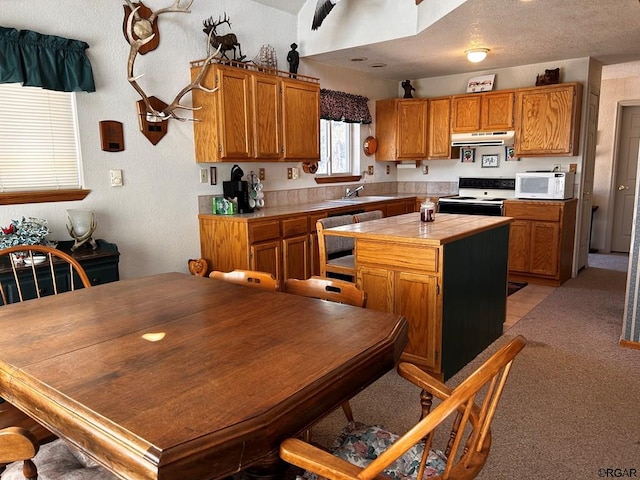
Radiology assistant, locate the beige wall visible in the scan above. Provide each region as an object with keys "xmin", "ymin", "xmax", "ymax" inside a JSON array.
[{"xmin": 592, "ymin": 61, "xmax": 640, "ymax": 251}]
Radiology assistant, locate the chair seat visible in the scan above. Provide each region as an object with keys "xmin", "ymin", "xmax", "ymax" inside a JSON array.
[
  {"xmin": 327, "ymin": 254, "xmax": 355, "ymax": 269},
  {"xmin": 300, "ymin": 422, "xmax": 447, "ymax": 480},
  {"xmin": 1, "ymin": 438, "xmax": 117, "ymax": 480}
]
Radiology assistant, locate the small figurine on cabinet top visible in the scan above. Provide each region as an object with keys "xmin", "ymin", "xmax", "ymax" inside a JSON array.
[
  {"xmin": 287, "ymin": 43, "xmax": 299, "ymax": 76},
  {"xmin": 401, "ymin": 79, "xmax": 415, "ymax": 98}
]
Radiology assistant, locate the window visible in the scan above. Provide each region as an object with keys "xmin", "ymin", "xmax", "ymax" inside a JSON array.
[
  {"xmin": 317, "ymin": 119, "xmax": 359, "ymax": 177},
  {"xmin": 0, "ymin": 83, "xmax": 83, "ymax": 194}
]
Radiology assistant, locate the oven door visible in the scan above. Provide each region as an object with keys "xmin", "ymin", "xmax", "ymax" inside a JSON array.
[{"xmin": 438, "ymin": 201, "xmax": 503, "ymax": 216}]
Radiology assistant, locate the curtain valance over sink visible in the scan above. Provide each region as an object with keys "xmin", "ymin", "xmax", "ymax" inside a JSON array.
[
  {"xmin": 320, "ymin": 89, "xmax": 372, "ymax": 124},
  {"xmin": 0, "ymin": 26, "xmax": 95, "ymax": 92}
]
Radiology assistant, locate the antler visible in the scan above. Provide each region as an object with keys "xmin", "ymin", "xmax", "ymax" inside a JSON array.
[
  {"xmin": 148, "ymin": 0, "xmax": 194, "ymax": 23},
  {"xmin": 125, "ymin": 4, "xmax": 220, "ymax": 122}
]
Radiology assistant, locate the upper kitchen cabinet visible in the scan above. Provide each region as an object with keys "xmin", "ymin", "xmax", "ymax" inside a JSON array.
[
  {"xmin": 514, "ymin": 82, "xmax": 583, "ymax": 157},
  {"xmin": 451, "ymin": 90, "xmax": 515, "ymax": 133},
  {"xmin": 191, "ymin": 61, "xmax": 320, "ymax": 162},
  {"xmin": 428, "ymin": 96, "xmax": 453, "ymax": 159},
  {"xmin": 281, "ymin": 78, "xmax": 320, "ymax": 161},
  {"xmin": 376, "ymin": 98, "xmax": 429, "ymax": 161}
]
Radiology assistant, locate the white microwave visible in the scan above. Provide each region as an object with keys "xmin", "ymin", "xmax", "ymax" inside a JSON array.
[{"xmin": 515, "ymin": 171, "xmax": 575, "ymax": 199}]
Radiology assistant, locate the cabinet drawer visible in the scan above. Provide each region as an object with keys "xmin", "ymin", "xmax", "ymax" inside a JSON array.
[
  {"xmin": 504, "ymin": 202, "xmax": 562, "ymax": 222},
  {"xmin": 249, "ymin": 221, "xmax": 280, "ymax": 243},
  {"xmin": 281, "ymin": 216, "xmax": 309, "ymax": 237},
  {"xmin": 357, "ymin": 240, "xmax": 439, "ymax": 273}
]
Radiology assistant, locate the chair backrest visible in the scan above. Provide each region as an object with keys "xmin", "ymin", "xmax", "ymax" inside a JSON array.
[
  {"xmin": 0, "ymin": 427, "xmax": 39, "ymax": 478},
  {"xmin": 188, "ymin": 258, "xmax": 209, "ymax": 277},
  {"xmin": 280, "ymin": 335, "xmax": 527, "ymax": 480},
  {"xmin": 0, "ymin": 245, "xmax": 91, "ymax": 305},
  {"xmin": 209, "ymin": 269, "xmax": 279, "ymax": 291},
  {"xmin": 284, "ymin": 276, "xmax": 367, "ymax": 308},
  {"xmin": 353, "ymin": 210, "xmax": 384, "ymax": 223},
  {"xmin": 316, "ymin": 215, "xmax": 355, "ymax": 256}
]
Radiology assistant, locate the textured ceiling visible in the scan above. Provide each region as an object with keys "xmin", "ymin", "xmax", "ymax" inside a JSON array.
[{"xmin": 251, "ymin": 0, "xmax": 640, "ymax": 81}]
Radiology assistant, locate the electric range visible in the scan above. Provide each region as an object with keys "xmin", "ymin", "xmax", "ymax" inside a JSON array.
[{"xmin": 438, "ymin": 177, "xmax": 516, "ymax": 216}]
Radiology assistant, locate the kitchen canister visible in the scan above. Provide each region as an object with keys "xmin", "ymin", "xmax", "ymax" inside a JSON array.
[{"xmin": 420, "ymin": 200, "xmax": 435, "ymax": 222}]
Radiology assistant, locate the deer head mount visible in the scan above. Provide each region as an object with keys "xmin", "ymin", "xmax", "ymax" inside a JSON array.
[
  {"xmin": 202, "ymin": 13, "xmax": 246, "ymax": 62},
  {"xmin": 123, "ymin": 0, "xmax": 221, "ymax": 144}
]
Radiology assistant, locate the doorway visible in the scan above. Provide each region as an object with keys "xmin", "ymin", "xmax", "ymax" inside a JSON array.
[{"xmin": 611, "ymin": 105, "xmax": 640, "ymax": 253}]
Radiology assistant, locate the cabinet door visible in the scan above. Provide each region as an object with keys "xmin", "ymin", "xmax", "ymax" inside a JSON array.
[
  {"xmin": 250, "ymin": 240, "xmax": 280, "ymax": 280},
  {"xmin": 515, "ymin": 83, "xmax": 582, "ymax": 156},
  {"xmin": 358, "ymin": 266, "xmax": 394, "ymax": 314},
  {"xmin": 428, "ymin": 96, "xmax": 452, "ymax": 159},
  {"xmin": 252, "ymin": 73, "xmax": 281, "ymax": 160},
  {"xmin": 282, "ymin": 234, "xmax": 308, "ymax": 281},
  {"xmin": 451, "ymin": 95, "xmax": 482, "ymax": 133},
  {"xmin": 281, "ymin": 79, "xmax": 320, "ymax": 161},
  {"xmin": 217, "ymin": 67, "xmax": 254, "ymax": 159},
  {"xmin": 395, "ymin": 271, "xmax": 439, "ymax": 371},
  {"xmin": 530, "ymin": 221, "xmax": 560, "ymax": 276},
  {"xmin": 397, "ymin": 100, "xmax": 429, "ymax": 159},
  {"xmin": 385, "ymin": 201, "xmax": 407, "ymax": 217},
  {"xmin": 481, "ymin": 90, "xmax": 514, "ymax": 130},
  {"xmin": 507, "ymin": 220, "xmax": 532, "ymax": 273}
]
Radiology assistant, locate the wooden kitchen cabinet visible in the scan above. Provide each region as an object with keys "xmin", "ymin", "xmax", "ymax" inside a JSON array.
[
  {"xmin": 428, "ymin": 96, "xmax": 454, "ymax": 159},
  {"xmin": 504, "ymin": 199, "xmax": 578, "ymax": 285},
  {"xmin": 191, "ymin": 61, "xmax": 320, "ymax": 162},
  {"xmin": 376, "ymin": 98, "xmax": 429, "ymax": 161},
  {"xmin": 514, "ymin": 82, "xmax": 583, "ymax": 156},
  {"xmin": 199, "ymin": 197, "xmax": 417, "ymax": 284},
  {"xmin": 451, "ymin": 90, "xmax": 515, "ymax": 133}
]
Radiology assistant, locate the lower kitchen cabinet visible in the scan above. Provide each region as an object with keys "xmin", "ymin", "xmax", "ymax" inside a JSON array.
[
  {"xmin": 504, "ymin": 199, "xmax": 577, "ymax": 286},
  {"xmin": 0, "ymin": 239, "xmax": 120, "ymax": 305},
  {"xmin": 199, "ymin": 197, "xmax": 417, "ymax": 284}
]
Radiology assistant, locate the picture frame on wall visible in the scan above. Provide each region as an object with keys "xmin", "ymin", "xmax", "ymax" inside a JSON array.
[
  {"xmin": 466, "ymin": 74, "xmax": 495, "ymax": 93},
  {"xmin": 481, "ymin": 154, "xmax": 499, "ymax": 168},
  {"xmin": 460, "ymin": 147, "xmax": 476, "ymax": 163},
  {"xmin": 505, "ymin": 146, "xmax": 519, "ymax": 161}
]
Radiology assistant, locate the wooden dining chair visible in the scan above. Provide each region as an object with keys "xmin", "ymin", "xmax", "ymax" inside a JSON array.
[
  {"xmin": 0, "ymin": 245, "xmax": 91, "ymax": 305},
  {"xmin": 284, "ymin": 276, "xmax": 367, "ymax": 425},
  {"xmin": 280, "ymin": 335, "xmax": 527, "ymax": 480},
  {"xmin": 188, "ymin": 257, "xmax": 209, "ymax": 277},
  {"xmin": 0, "ymin": 428, "xmax": 116, "ymax": 480},
  {"xmin": 209, "ymin": 269, "xmax": 279, "ymax": 291},
  {"xmin": 316, "ymin": 215, "xmax": 356, "ymax": 280}
]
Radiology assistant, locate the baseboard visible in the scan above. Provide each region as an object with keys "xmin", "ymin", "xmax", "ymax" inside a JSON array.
[{"xmin": 619, "ymin": 339, "xmax": 640, "ymax": 350}]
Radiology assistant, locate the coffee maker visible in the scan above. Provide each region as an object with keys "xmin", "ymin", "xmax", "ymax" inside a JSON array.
[{"xmin": 223, "ymin": 165, "xmax": 253, "ymax": 213}]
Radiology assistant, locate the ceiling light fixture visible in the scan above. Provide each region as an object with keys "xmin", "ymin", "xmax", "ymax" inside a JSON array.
[{"xmin": 465, "ymin": 48, "xmax": 489, "ymax": 63}]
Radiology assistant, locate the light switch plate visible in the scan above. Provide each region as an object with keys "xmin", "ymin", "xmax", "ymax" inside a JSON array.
[{"xmin": 110, "ymin": 169, "xmax": 123, "ymax": 187}]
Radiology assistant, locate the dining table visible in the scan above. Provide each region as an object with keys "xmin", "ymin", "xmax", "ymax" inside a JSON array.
[{"xmin": 0, "ymin": 272, "xmax": 407, "ymax": 480}]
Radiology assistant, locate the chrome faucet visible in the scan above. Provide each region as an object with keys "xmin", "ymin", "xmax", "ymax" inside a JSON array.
[{"xmin": 344, "ymin": 185, "xmax": 364, "ymax": 198}]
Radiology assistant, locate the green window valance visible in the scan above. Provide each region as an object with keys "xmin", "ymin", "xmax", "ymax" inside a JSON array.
[
  {"xmin": 0, "ymin": 26, "xmax": 95, "ymax": 93},
  {"xmin": 320, "ymin": 89, "xmax": 372, "ymax": 124}
]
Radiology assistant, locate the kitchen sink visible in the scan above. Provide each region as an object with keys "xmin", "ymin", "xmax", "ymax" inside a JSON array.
[{"xmin": 327, "ymin": 195, "xmax": 396, "ymax": 204}]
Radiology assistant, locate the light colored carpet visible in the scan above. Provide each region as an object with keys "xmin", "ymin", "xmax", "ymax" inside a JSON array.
[{"xmin": 294, "ymin": 253, "xmax": 639, "ymax": 479}]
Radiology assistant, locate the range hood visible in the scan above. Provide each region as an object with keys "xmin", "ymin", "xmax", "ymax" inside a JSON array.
[{"xmin": 451, "ymin": 131, "xmax": 515, "ymax": 147}]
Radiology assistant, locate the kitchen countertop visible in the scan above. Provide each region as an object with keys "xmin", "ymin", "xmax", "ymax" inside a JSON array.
[
  {"xmin": 324, "ymin": 212, "xmax": 513, "ymax": 246},
  {"xmin": 198, "ymin": 194, "xmax": 418, "ymax": 221}
]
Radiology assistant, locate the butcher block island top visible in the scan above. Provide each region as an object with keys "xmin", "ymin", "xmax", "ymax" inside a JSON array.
[
  {"xmin": 325, "ymin": 212, "xmax": 512, "ymax": 246},
  {"xmin": 324, "ymin": 212, "xmax": 513, "ymax": 380}
]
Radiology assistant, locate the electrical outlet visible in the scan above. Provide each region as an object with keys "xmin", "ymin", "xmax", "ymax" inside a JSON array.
[
  {"xmin": 259, "ymin": 168, "xmax": 265, "ymax": 181},
  {"xmin": 422, "ymin": 165, "xmax": 429, "ymax": 175},
  {"xmin": 291, "ymin": 167, "xmax": 299, "ymax": 179},
  {"xmin": 367, "ymin": 165, "xmax": 374, "ymax": 175},
  {"xmin": 569, "ymin": 163, "xmax": 577, "ymax": 173},
  {"xmin": 199, "ymin": 168, "xmax": 208, "ymax": 184},
  {"xmin": 287, "ymin": 168, "xmax": 293, "ymax": 179},
  {"xmin": 109, "ymin": 169, "xmax": 123, "ymax": 187},
  {"xmin": 553, "ymin": 164, "xmax": 561, "ymax": 172}
]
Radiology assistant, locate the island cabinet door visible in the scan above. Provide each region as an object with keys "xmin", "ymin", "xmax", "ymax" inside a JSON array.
[
  {"xmin": 358, "ymin": 266, "xmax": 394, "ymax": 313},
  {"xmin": 394, "ymin": 272, "xmax": 440, "ymax": 372}
]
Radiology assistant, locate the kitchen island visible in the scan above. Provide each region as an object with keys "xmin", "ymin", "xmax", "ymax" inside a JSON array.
[{"xmin": 325, "ymin": 212, "xmax": 513, "ymax": 380}]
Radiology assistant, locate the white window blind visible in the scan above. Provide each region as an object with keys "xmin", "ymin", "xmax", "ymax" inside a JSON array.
[{"xmin": 0, "ymin": 83, "xmax": 82, "ymax": 192}]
